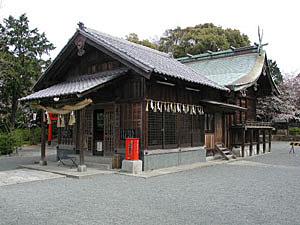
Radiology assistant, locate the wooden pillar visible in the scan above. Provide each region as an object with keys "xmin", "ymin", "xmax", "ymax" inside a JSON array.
[
  {"xmin": 229, "ymin": 128, "xmax": 233, "ymax": 150},
  {"xmin": 256, "ymin": 129, "xmax": 260, "ymax": 155},
  {"xmin": 249, "ymin": 129, "xmax": 253, "ymax": 156},
  {"xmin": 40, "ymin": 111, "xmax": 47, "ymax": 165},
  {"xmin": 77, "ymin": 109, "xmax": 87, "ymax": 172},
  {"xmin": 79, "ymin": 109, "xmax": 85, "ymax": 165},
  {"xmin": 241, "ymin": 129, "xmax": 245, "ymax": 157},
  {"xmin": 268, "ymin": 129, "xmax": 272, "ymax": 152},
  {"xmin": 263, "ymin": 130, "xmax": 266, "ymax": 153}
]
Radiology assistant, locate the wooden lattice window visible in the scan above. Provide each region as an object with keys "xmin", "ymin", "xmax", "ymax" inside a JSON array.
[
  {"xmin": 164, "ymin": 112, "xmax": 177, "ymax": 148},
  {"xmin": 148, "ymin": 111, "xmax": 177, "ymax": 149},
  {"xmin": 179, "ymin": 114, "xmax": 192, "ymax": 147},
  {"xmin": 148, "ymin": 111, "xmax": 163, "ymax": 148},
  {"xmin": 148, "ymin": 111, "xmax": 204, "ymax": 149},
  {"xmin": 119, "ymin": 103, "xmax": 142, "ymax": 149},
  {"xmin": 192, "ymin": 115, "xmax": 205, "ymax": 146}
]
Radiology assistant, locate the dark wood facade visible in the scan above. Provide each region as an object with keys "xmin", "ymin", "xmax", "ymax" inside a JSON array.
[
  {"xmin": 41, "ymin": 42, "xmax": 274, "ymax": 161},
  {"xmin": 40, "ymin": 41, "xmax": 232, "ymax": 160},
  {"xmin": 25, "ymin": 28, "xmax": 277, "ymax": 170}
]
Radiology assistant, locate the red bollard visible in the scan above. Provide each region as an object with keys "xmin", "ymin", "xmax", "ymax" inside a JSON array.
[{"xmin": 125, "ymin": 138, "xmax": 139, "ymax": 160}]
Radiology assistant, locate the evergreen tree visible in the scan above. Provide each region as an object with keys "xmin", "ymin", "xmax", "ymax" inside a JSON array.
[{"xmin": 0, "ymin": 14, "xmax": 54, "ymax": 129}]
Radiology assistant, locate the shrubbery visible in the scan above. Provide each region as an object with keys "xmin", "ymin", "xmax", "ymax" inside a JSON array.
[
  {"xmin": 0, "ymin": 132, "xmax": 15, "ymax": 155},
  {"xmin": 0, "ymin": 128, "xmax": 41, "ymax": 155},
  {"xmin": 289, "ymin": 127, "xmax": 300, "ymax": 136}
]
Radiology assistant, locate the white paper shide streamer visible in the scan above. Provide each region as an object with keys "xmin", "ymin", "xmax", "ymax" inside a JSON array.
[{"xmin": 145, "ymin": 99, "xmax": 204, "ymax": 115}]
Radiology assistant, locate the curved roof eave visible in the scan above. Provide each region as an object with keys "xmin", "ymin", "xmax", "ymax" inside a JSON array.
[
  {"xmin": 228, "ymin": 52, "xmax": 280, "ymax": 95},
  {"xmin": 230, "ymin": 52, "xmax": 265, "ymax": 87}
]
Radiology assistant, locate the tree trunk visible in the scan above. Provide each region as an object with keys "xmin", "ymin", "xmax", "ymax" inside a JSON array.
[{"xmin": 10, "ymin": 85, "xmax": 18, "ymax": 129}]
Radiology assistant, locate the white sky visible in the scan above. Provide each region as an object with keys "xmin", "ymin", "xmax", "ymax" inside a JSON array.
[{"xmin": 1, "ymin": 0, "xmax": 299, "ymax": 75}]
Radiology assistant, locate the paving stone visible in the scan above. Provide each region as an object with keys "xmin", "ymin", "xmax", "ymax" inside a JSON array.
[{"xmin": 0, "ymin": 169, "xmax": 64, "ymax": 187}]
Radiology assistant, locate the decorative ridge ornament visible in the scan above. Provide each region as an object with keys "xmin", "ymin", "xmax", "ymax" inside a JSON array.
[
  {"xmin": 255, "ymin": 26, "xmax": 268, "ymax": 55},
  {"xmin": 77, "ymin": 22, "xmax": 86, "ymax": 30},
  {"xmin": 74, "ymin": 34, "xmax": 86, "ymax": 56}
]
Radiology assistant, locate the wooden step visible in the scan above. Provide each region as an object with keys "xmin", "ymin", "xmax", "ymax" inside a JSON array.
[
  {"xmin": 223, "ymin": 150, "xmax": 230, "ymax": 154},
  {"xmin": 215, "ymin": 143, "xmax": 236, "ymax": 160}
]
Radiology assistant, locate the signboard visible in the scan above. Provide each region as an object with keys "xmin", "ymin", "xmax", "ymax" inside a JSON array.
[{"xmin": 97, "ymin": 141, "xmax": 103, "ymax": 152}]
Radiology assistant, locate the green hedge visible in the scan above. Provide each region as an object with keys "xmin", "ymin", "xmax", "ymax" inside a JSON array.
[
  {"xmin": 289, "ymin": 127, "xmax": 300, "ymax": 136},
  {"xmin": 11, "ymin": 128, "xmax": 41, "ymax": 146},
  {"xmin": 0, "ymin": 132, "xmax": 15, "ymax": 155},
  {"xmin": 0, "ymin": 128, "xmax": 41, "ymax": 155}
]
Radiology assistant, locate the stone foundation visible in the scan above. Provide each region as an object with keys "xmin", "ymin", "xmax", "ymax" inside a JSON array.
[{"xmin": 142, "ymin": 147, "xmax": 206, "ymax": 171}]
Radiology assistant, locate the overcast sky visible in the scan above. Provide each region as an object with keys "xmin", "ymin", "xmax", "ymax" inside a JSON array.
[{"xmin": 1, "ymin": 0, "xmax": 299, "ymax": 75}]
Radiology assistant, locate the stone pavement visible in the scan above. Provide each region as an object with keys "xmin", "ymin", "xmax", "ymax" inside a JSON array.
[
  {"xmin": 0, "ymin": 169, "xmax": 64, "ymax": 187},
  {"xmin": 21, "ymin": 162, "xmax": 114, "ymax": 179},
  {"xmin": 0, "ymin": 144, "xmax": 57, "ymax": 171}
]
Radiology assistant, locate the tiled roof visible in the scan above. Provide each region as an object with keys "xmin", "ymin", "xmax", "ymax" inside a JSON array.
[
  {"xmin": 177, "ymin": 47, "xmax": 266, "ymax": 90},
  {"xmin": 20, "ymin": 68, "xmax": 128, "ymax": 101},
  {"xmin": 80, "ymin": 27, "xmax": 227, "ymax": 91}
]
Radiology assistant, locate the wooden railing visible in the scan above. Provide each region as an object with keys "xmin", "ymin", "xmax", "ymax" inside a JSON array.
[
  {"xmin": 233, "ymin": 121, "xmax": 272, "ymax": 128},
  {"xmin": 245, "ymin": 121, "xmax": 272, "ymax": 127}
]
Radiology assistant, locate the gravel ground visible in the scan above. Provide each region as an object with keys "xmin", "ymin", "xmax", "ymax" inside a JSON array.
[
  {"xmin": 0, "ymin": 142, "xmax": 299, "ymax": 225},
  {"xmin": 0, "ymin": 145, "xmax": 56, "ymax": 171}
]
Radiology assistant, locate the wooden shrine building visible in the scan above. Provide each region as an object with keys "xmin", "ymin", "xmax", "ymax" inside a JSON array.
[
  {"xmin": 178, "ymin": 46, "xmax": 279, "ymax": 157},
  {"xmin": 21, "ymin": 24, "xmax": 278, "ymax": 171}
]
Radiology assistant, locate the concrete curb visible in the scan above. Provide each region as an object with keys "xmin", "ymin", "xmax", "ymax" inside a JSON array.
[
  {"xmin": 118, "ymin": 151, "xmax": 273, "ymax": 179},
  {"xmin": 19, "ymin": 164, "xmax": 114, "ymax": 179}
]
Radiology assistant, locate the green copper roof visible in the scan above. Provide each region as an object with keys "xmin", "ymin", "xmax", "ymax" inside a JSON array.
[{"xmin": 179, "ymin": 50, "xmax": 264, "ymax": 87}]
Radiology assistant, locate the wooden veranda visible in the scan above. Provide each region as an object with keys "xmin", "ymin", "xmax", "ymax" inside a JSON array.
[{"xmin": 230, "ymin": 121, "xmax": 273, "ymax": 157}]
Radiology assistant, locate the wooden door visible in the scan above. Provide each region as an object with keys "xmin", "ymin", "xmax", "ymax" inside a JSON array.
[
  {"xmin": 93, "ymin": 109, "xmax": 104, "ymax": 155},
  {"xmin": 104, "ymin": 108, "xmax": 114, "ymax": 156},
  {"xmin": 214, "ymin": 113, "xmax": 223, "ymax": 144}
]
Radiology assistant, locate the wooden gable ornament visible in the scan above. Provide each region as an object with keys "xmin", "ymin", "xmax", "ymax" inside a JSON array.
[{"xmin": 74, "ymin": 34, "xmax": 86, "ymax": 56}]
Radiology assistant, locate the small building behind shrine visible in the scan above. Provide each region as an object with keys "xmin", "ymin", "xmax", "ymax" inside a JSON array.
[
  {"xmin": 178, "ymin": 45, "xmax": 279, "ymax": 157},
  {"xmin": 20, "ymin": 24, "xmax": 278, "ymax": 171}
]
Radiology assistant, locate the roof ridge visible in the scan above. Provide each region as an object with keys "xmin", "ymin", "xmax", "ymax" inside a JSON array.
[
  {"xmin": 177, "ymin": 45, "xmax": 260, "ymax": 63},
  {"xmin": 84, "ymin": 28, "xmax": 170, "ymax": 58},
  {"xmin": 81, "ymin": 28, "xmax": 155, "ymax": 71},
  {"xmin": 81, "ymin": 27, "xmax": 228, "ymax": 91}
]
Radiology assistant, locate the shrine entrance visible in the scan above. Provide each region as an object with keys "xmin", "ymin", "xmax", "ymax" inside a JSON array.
[{"xmin": 93, "ymin": 106, "xmax": 115, "ymax": 156}]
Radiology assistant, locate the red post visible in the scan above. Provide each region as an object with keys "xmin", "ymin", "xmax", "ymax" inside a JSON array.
[
  {"xmin": 47, "ymin": 113, "xmax": 57, "ymax": 145},
  {"xmin": 48, "ymin": 122, "xmax": 52, "ymax": 144},
  {"xmin": 125, "ymin": 138, "xmax": 139, "ymax": 160}
]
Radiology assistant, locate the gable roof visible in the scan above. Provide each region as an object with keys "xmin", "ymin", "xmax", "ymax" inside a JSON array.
[
  {"xmin": 177, "ymin": 46, "xmax": 279, "ymax": 93},
  {"xmin": 82, "ymin": 27, "xmax": 228, "ymax": 91},
  {"xmin": 20, "ymin": 68, "xmax": 128, "ymax": 101},
  {"xmin": 33, "ymin": 26, "xmax": 228, "ymax": 92}
]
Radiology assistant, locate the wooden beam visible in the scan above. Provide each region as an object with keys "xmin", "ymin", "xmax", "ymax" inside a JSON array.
[
  {"xmin": 249, "ymin": 129, "xmax": 253, "ymax": 156},
  {"xmin": 241, "ymin": 130, "xmax": 245, "ymax": 157},
  {"xmin": 79, "ymin": 109, "xmax": 85, "ymax": 165},
  {"xmin": 256, "ymin": 129, "xmax": 260, "ymax": 155},
  {"xmin": 263, "ymin": 130, "xmax": 266, "ymax": 153},
  {"xmin": 269, "ymin": 129, "xmax": 272, "ymax": 152},
  {"xmin": 40, "ymin": 110, "xmax": 47, "ymax": 165}
]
